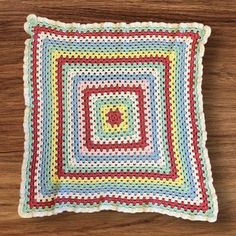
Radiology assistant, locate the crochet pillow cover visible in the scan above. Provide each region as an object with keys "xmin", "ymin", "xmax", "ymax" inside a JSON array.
[{"xmin": 19, "ymin": 15, "xmax": 218, "ymax": 221}]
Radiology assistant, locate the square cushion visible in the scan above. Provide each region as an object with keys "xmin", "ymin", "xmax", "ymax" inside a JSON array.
[{"xmin": 19, "ymin": 15, "xmax": 218, "ymax": 221}]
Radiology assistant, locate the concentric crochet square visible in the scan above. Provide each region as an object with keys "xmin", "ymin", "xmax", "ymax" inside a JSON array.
[{"xmin": 19, "ymin": 15, "xmax": 218, "ymax": 221}]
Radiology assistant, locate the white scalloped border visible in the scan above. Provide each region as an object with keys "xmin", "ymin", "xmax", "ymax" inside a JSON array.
[{"xmin": 19, "ymin": 14, "xmax": 218, "ymax": 222}]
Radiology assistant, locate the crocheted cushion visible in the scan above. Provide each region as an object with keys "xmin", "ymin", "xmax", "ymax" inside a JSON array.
[{"xmin": 19, "ymin": 15, "xmax": 218, "ymax": 221}]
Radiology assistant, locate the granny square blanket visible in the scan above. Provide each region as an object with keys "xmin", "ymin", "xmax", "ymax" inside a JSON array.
[{"xmin": 19, "ymin": 15, "xmax": 218, "ymax": 221}]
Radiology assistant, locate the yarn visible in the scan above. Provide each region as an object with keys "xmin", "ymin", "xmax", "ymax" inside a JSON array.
[{"xmin": 19, "ymin": 15, "xmax": 218, "ymax": 222}]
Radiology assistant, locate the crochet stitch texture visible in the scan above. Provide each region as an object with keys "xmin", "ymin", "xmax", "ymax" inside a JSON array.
[{"xmin": 19, "ymin": 14, "xmax": 218, "ymax": 221}]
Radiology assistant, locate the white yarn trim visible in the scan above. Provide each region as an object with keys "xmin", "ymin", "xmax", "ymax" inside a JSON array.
[
  {"xmin": 194, "ymin": 25, "xmax": 218, "ymax": 222},
  {"xmin": 24, "ymin": 14, "xmax": 208, "ymax": 33},
  {"xmin": 19, "ymin": 38, "xmax": 31, "ymax": 218},
  {"xmin": 19, "ymin": 14, "xmax": 218, "ymax": 222}
]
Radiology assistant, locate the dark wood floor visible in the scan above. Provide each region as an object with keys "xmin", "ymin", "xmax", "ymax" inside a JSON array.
[{"xmin": 0, "ymin": 0, "xmax": 236, "ymax": 235}]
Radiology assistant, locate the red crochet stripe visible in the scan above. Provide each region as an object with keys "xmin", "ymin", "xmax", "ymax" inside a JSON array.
[
  {"xmin": 34, "ymin": 25, "xmax": 199, "ymax": 39},
  {"xmin": 29, "ymin": 26, "xmax": 209, "ymax": 211},
  {"xmin": 82, "ymin": 86, "xmax": 148, "ymax": 150},
  {"xmin": 32, "ymin": 195, "xmax": 208, "ymax": 212},
  {"xmin": 55, "ymin": 56, "xmax": 177, "ymax": 179}
]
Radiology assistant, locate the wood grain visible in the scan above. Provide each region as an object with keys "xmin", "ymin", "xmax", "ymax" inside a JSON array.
[{"xmin": 0, "ymin": 0, "xmax": 236, "ymax": 235}]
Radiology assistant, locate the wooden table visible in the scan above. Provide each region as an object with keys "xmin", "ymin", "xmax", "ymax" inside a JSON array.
[{"xmin": 0, "ymin": 1, "xmax": 236, "ymax": 235}]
